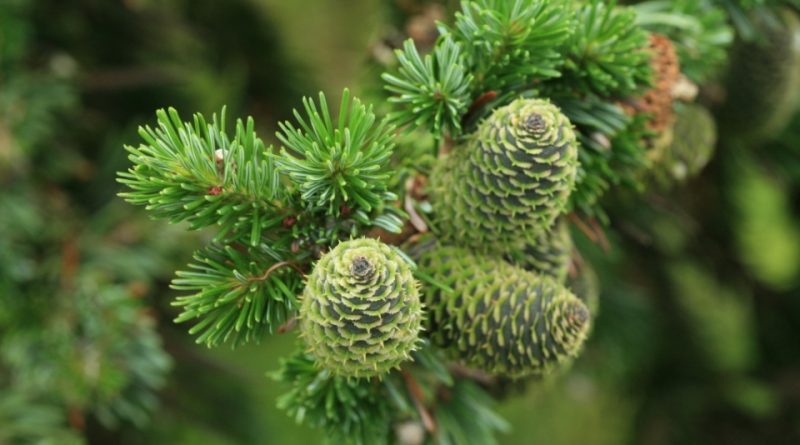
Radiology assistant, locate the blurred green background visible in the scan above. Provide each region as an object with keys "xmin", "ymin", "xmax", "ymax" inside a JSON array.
[{"xmin": 2, "ymin": 0, "xmax": 800, "ymax": 444}]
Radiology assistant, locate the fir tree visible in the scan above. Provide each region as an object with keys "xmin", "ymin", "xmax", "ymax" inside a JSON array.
[
  {"xmin": 5, "ymin": 0, "xmax": 800, "ymax": 442},
  {"xmin": 115, "ymin": 0, "xmax": 743, "ymax": 442}
]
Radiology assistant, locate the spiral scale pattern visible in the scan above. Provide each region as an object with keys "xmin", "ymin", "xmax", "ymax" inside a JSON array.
[
  {"xmin": 430, "ymin": 98, "xmax": 578, "ymax": 251},
  {"xmin": 414, "ymin": 242, "xmax": 591, "ymax": 378},
  {"xmin": 300, "ymin": 238, "xmax": 423, "ymax": 378}
]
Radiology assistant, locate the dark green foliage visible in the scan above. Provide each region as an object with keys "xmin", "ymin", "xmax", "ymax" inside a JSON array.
[
  {"xmin": 277, "ymin": 90, "xmax": 397, "ymax": 214},
  {"xmin": 171, "ymin": 244, "xmax": 303, "ymax": 348},
  {"xmin": 432, "ymin": 379, "xmax": 510, "ymax": 445},
  {"xmin": 0, "ymin": 0, "xmax": 75, "ymax": 171},
  {"xmin": 429, "ymin": 98, "xmax": 578, "ymax": 250},
  {"xmin": 120, "ymin": 90, "xmax": 408, "ymax": 349},
  {"xmin": 93, "ymin": 0, "xmax": 800, "ymax": 443},
  {"xmin": 300, "ymin": 238, "xmax": 423, "ymax": 378},
  {"xmin": 414, "ymin": 242, "xmax": 591, "ymax": 378},
  {"xmin": 552, "ymin": 96, "xmax": 650, "ymax": 216},
  {"xmin": 634, "ymin": 0, "xmax": 734, "ymax": 83},
  {"xmin": 274, "ymin": 352, "xmax": 392, "ymax": 445},
  {"xmin": 445, "ymin": 0, "xmax": 572, "ymax": 91},
  {"xmin": 559, "ymin": 0, "xmax": 652, "ymax": 97},
  {"xmin": 2, "ymin": 284, "xmax": 171, "ymax": 428},
  {"xmin": 716, "ymin": 7, "xmax": 800, "ymax": 145},
  {"xmin": 382, "ymin": 37, "xmax": 473, "ymax": 138},
  {"xmin": 0, "ymin": 392, "xmax": 84, "ymax": 445},
  {"xmin": 119, "ymin": 108, "xmax": 285, "ymax": 244}
]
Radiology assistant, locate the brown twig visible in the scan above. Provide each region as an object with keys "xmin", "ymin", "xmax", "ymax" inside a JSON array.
[
  {"xmin": 59, "ymin": 239, "xmax": 80, "ymax": 290},
  {"xmin": 568, "ymin": 213, "xmax": 598, "ymax": 243},
  {"xmin": 568, "ymin": 213, "xmax": 610, "ymax": 253},
  {"xmin": 588, "ymin": 218, "xmax": 611, "ymax": 253},
  {"xmin": 248, "ymin": 261, "xmax": 305, "ymax": 283},
  {"xmin": 462, "ymin": 90, "xmax": 498, "ymax": 127},
  {"xmin": 402, "ymin": 370, "xmax": 437, "ymax": 434},
  {"xmin": 277, "ymin": 317, "xmax": 298, "ymax": 334},
  {"xmin": 448, "ymin": 363, "xmax": 497, "ymax": 386}
]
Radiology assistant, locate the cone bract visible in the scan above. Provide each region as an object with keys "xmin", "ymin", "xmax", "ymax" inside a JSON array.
[
  {"xmin": 300, "ymin": 238, "xmax": 423, "ymax": 378},
  {"xmin": 429, "ymin": 98, "xmax": 579, "ymax": 251},
  {"xmin": 414, "ymin": 242, "xmax": 591, "ymax": 378}
]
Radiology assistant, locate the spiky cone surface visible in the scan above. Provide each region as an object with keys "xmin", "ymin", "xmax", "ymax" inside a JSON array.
[
  {"xmin": 300, "ymin": 238, "xmax": 423, "ymax": 378},
  {"xmin": 505, "ymin": 219, "xmax": 573, "ymax": 283},
  {"xmin": 717, "ymin": 8, "xmax": 800, "ymax": 145},
  {"xmin": 621, "ymin": 34, "xmax": 680, "ymax": 144},
  {"xmin": 413, "ymin": 241, "xmax": 591, "ymax": 378},
  {"xmin": 428, "ymin": 98, "xmax": 578, "ymax": 252},
  {"xmin": 665, "ymin": 104, "xmax": 717, "ymax": 181}
]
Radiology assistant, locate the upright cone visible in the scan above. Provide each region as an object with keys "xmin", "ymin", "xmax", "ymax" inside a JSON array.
[
  {"xmin": 300, "ymin": 238, "xmax": 423, "ymax": 378},
  {"xmin": 429, "ymin": 98, "xmax": 579, "ymax": 252}
]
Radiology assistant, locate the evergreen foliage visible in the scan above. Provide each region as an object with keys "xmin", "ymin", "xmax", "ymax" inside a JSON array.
[
  {"xmin": 633, "ymin": 0, "xmax": 734, "ymax": 83},
  {"xmin": 274, "ymin": 352, "xmax": 392, "ymax": 445},
  {"xmin": 171, "ymin": 244, "xmax": 303, "ymax": 347},
  {"xmin": 559, "ymin": 0, "xmax": 652, "ymax": 97},
  {"xmin": 119, "ymin": 108, "xmax": 283, "ymax": 243},
  {"xmin": 382, "ymin": 37, "xmax": 473, "ymax": 138},
  {"xmin": 276, "ymin": 90, "xmax": 397, "ymax": 214},
  {"xmin": 109, "ymin": 0, "xmax": 754, "ymax": 441}
]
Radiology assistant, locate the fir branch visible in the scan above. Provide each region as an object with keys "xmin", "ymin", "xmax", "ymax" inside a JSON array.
[
  {"xmin": 634, "ymin": 0, "xmax": 734, "ymax": 83},
  {"xmin": 118, "ymin": 108, "xmax": 286, "ymax": 244},
  {"xmin": 432, "ymin": 380, "xmax": 510, "ymax": 445},
  {"xmin": 1, "ymin": 284, "xmax": 171, "ymax": 429},
  {"xmin": 445, "ymin": 0, "xmax": 572, "ymax": 91},
  {"xmin": 559, "ymin": 0, "xmax": 652, "ymax": 97},
  {"xmin": 382, "ymin": 37, "xmax": 474, "ymax": 138},
  {"xmin": 273, "ymin": 352, "xmax": 392, "ymax": 445},
  {"xmin": 0, "ymin": 392, "xmax": 84, "ymax": 445},
  {"xmin": 171, "ymin": 244, "xmax": 303, "ymax": 348},
  {"xmin": 553, "ymin": 95, "xmax": 649, "ymax": 217},
  {"xmin": 276, "ymin": 89, "xmax": 396, "ymax": 214}
]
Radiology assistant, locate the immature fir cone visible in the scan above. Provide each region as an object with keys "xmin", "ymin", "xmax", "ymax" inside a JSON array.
[
  {"xmin": 666, "ymin": 104, "xmax": 717, "ymax": 180},
  {"xmin": 414, "ymin": 242, "xmax": 591, "ymax": 378},
  {"xmin": 505, "ymin": 219, "xmax": 573, "ymax": 283},
  {"xmin": 429, "ymin": 98, "xmax": 578, "ymax": 251},
  {"xmin": 621, "ymin": 34, "xmax": 680, "ymax": 134},
  {"xmin": 300, "ymin": 238, "xmax": 423, "ymax": 378}
]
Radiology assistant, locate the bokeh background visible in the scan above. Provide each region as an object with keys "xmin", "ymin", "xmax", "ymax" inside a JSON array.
[{"xmin": 2, "ymin": 0, "xmax": 799, "ymax": 444}]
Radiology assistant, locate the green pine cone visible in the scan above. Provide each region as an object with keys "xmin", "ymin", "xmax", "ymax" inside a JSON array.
[
  {"xmin": 414, "ymin": 242, "xmax": 591, "ymax": 378},
  {"xmin": 505, "ymin": 219, "xmax": 573, "ymax": 283},
  {"xmin": 429, "ymin": 98, "xmax": 579, "ymax": 251},
  {"xmin": 300, "ymin": 238, "xmax": 423, "ymax": 378},
  {"xmin": 666, "ymin": 104, "xmax": 717, "ymax": 181}
]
